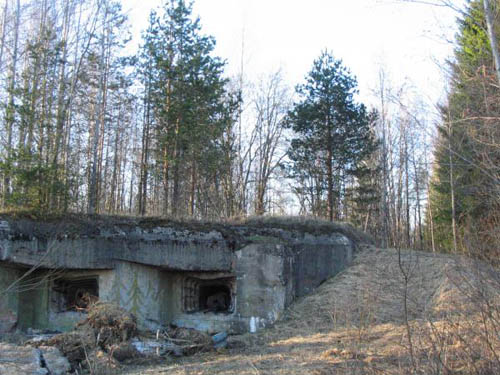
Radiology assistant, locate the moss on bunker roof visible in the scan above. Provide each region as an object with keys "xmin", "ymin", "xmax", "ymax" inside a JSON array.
[{"xmin": 0, "ymin": 211, "xmax": 373, "ymax": 245}]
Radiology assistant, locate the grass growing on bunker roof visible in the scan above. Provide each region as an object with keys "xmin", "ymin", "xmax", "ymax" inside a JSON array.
[
  {"xmin": 236, "ymin": 215, "xmax": 374, "ymax": 244},
  {"xmin": 0, "ymin": 211, "xmax": 373, "ymax": 245}
]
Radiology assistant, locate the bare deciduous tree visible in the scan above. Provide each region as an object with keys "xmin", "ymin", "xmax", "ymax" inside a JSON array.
[{"xmin": 252, "ymin": 69, "xmax": 291, "ymax": 215}]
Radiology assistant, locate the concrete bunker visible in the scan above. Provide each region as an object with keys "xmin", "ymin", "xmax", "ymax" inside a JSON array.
[{"xmin": 0, "ymin": 216, "xmax": 368, "ymax": 334}]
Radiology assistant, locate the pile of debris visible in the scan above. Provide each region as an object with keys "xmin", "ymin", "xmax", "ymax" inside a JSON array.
[
  {"xmin": 140, "ymin": 327, "xmax": 228, "ymax": 357},
  {"xmin": 20, "ymin": 302, "xmax": 227, "ymax": 373}
]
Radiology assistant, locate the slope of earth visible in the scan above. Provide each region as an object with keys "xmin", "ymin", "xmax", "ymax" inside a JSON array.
[{"xmin": 123, "ymin": 247, "xmax": 500, "ymax": 375}]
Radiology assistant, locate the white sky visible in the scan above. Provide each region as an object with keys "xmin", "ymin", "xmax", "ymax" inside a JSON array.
[{"xmin": 122, "ymin": 0, "xmax": 461, "ymax": 108}]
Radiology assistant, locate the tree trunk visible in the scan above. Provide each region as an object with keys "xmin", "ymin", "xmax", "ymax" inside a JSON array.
[
  {"xmin": 448, "ymin": 121, "xmax": 458, "ymax": 253},
  {"xmin": 483, "ymin": 0, "xmax": 500, "ymax": 85},
  {"xmin": 88, "ymin": 1, "xmax": 108, "ymax": 214},
  {"xmin": 404, "ymin": 133, "xmax": 410, "ymax": 248},
  {"xmin": 413, "ymin": 157, "xmax": 423, "ymax": 249},
  {"xmin": 327, "ymin": 129, "xmax": 334, "ymax": 222},
  {"xmin": 163, "ymin": 146, "xmax": 169, "ymax": 216},
  {"xmin": 0, "ymin": 0, "xmax": 8, "ymax": 70},
  {"xmin": 189, "ymin": 160, "xmax": 196, "ymax": 216},
  {"xmin": 2, "ymin": 0, "xmax": 20, "ymax": 206},
  {"xmin": 50, "ymin": 0, "xmax": 71, "ymax": 210},
  {"xmin": 427, "ymin": 183, "xmax": 436, "ymax": 252},
  {"xmin": 109, "ymin": 105, "xmax": 121, "ymax": 213},
  {"xmin": 379, "ymin": 71, "xmax": 390, "ymax": 248},
  {"xmin": 171, "ymin": 118, "xmax": 181, "ymax": 217},
  {"xmin": 138, "ymin": 80, "xmax": 151, "ymax": 216}
]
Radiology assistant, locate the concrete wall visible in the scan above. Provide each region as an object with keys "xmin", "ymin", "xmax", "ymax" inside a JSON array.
[
  {"xmin": 114, "ymin": 238, "xmax": 234, "ymax": 272},
  {"xmin": 292, "ymin": 233, "xmax": 353, "ymax": 297},
  {"xmin": 104, "ymin": 261, "xmax": 163, "ymax": 330},
  {"xmin": 0, "ymin": 237, "xmax": 234, "ymax": 272},
  {"xmin": 17, "ymin": 272, "xmax": 50, "ymax": 331},
  {"xmin": 235, "ymin": 244, "xmax": 289, "ymax": 332},
  {"xmin": 2, "ymin": 262, "xmax": 233, "ymax": 333},
  {"xmin": 171, "ymin": 237, "xmax": 353, "ymax": 334},
  {"xmin": 0, "ymin": 265, "xmax": 20, "ymax": 332},
  {"xmin": 0, "ymin": 221, "xmax": 234, "ymax": 272},
  {"xmin": 0, "ymin": 217, "xmax": 359, "ymax": 334},
  {"xmin": 229, "ymin": 237, "xmax": 352, "ymax": 333},
  {"xmin": 11, "ymin": 263, "xmax": 167, "ymax": 332},
  {"xmin": 159, "ymin": 272, "xmax": 183, "ymax": 324},
  {"xmin": 0, "ymin": 238, "xmax": 114, "ymax": 269},
  {"xmin": 16, "ymin": 270, "xmax": 105, "ymax": 332}
]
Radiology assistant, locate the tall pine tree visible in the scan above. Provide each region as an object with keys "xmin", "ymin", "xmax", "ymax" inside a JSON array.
[
  {"xmin": 138, "ymin": 0, "xmax": 237, "ymax": 217},
  {"xmin": 286, "ymin": 51, "xmax": 376, "ymax": 221}
]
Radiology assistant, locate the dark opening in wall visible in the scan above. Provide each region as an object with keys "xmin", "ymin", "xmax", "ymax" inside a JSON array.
[
  {"xmin": 199, "ymin": 284, "xmax": 231, "ymax": 311},
  {"xmin": 52, "ymin": 277, "xmax": 99, "ymax": 312},
  {"xmin": 183, "ymin": 277, "xmax": 234, "ymax": 314}
]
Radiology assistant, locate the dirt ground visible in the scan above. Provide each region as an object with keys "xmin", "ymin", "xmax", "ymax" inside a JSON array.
[{"xmin": 118, "ymin": 247, "xmax": 499, "ymax": 375}]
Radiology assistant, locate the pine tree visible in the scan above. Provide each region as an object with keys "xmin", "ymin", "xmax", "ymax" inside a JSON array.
[
  {"xmin": 286, "ymin": 51, "xmax": 376, "ymax": 221},
  {"xmin": 138, "ymin": 0, "xmax": 237, "ymax": 217}
]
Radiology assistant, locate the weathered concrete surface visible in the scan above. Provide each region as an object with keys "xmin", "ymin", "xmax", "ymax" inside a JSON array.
[
  {"xmin": 114, "ymin": 237, "xmax": 233, "ymax": 271},
  {"xmin": 0, "ymin": 221, "xmax": 233, "ymax": 271},
  {"xmin": 0, "ymin": 237, "xmax": 114, "ymax": 269},
  {"xmin": 172, "ymin": 235, "xmax": 353, "ymax": 334},
  {"xmin": 0, "ymin": 343, "xmax": 47, "ymax": 375},
  {"xmin": 17, "ymin": 273, "xmax": 50, "ymax": 331},
  {"xmin": 235, "ymin": 244, "xmax": 290, "ymax": 332},
  {"xmin": 233, "ymin": 236, "xmax": 352, "ymax": 332},
  {"xmin": 293, "ymin": 233, "xmax": 353, "ymax": 297},
  {"xmin": 172, "ymin": 313, "xmax": 248, "ymax": 334},
  {"xmin": 39, "ymin": 346, "xmax": 71, "ymax": 375},
  {"xmin": 105, "ymin": 261, "xmax": 164, "ymax": 330},
  {"xmin": 0, "ymin": 344, "xmax": 70, "ymax": 375},
  {"xmin": 13, "ymin": 264, "xmax": 163, "ymax": 331},
  {"xmin": 0, "ymin": 215, "xmax": 366, "ymax": 334},
  {"xmin": 0, "ymin": 266, "xmax": 19, "ymax": 332}
]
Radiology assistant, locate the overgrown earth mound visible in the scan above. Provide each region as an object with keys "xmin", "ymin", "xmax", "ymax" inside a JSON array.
[{"xmin": 119, "ymin": 248, "xmax": 499, "ymax": 375}]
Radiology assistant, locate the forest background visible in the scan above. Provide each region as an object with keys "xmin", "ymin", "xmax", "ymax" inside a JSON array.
[{"xmin": 0, "ymin": 0, "xmax": 498, "ymax": 258}]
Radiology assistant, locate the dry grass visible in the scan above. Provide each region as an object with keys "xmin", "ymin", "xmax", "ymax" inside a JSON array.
[
  {"xmin": 79, "ymin": 302, "xmax": 138, "ymax": 344},
  {"xmin": 120, "ymin": 247, "xmax": 499, "ymax": 375}
]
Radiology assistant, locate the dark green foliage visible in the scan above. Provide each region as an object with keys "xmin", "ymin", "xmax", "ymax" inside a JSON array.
[
  {"xmin": 138, "ymin": 0, "xmax": 239, "ymax": 217},
  {"xmin": 430, "ymin": 0, "xmax": 500, "ymax": 255},
  {"xmin": 286, "ymin": 51, "xmax": 377, "ymax": 220}
]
